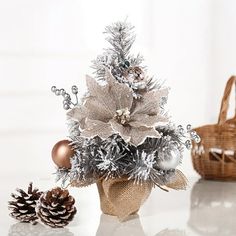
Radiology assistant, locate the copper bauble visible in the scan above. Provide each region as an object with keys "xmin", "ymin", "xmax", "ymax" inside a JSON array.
[{"xmin": 51, "ymin": 140, "xmax": 74, "ymax": 168}]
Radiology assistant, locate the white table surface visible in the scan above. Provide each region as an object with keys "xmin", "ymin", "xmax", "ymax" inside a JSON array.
[{"xmin": 1, "ymin": 174, "xmax": 235, "ymax": 236}]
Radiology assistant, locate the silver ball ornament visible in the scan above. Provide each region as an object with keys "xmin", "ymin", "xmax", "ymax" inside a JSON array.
[{"xmin": 157, "ymin": 145, "xmax": 181, "ymax": 170}]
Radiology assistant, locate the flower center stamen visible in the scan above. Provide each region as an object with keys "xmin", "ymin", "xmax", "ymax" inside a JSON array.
[{"xmin": 114, "ymin": 108, "xmax": 130, "ymax": 125}]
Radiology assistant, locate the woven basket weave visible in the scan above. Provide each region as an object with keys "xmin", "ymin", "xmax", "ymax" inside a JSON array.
[{"xmin": 191, "ymin": 76, "xmax": 236, "ymax": 180}]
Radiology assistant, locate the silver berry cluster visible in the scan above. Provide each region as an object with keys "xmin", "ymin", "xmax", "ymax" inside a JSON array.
[
  {"xmin": 51, "ymin": 85, "xmax": 79, "ymax": 110},
  {"xmin": 177, "ymin": 124, "xmax": 201, "ymax": 149}
]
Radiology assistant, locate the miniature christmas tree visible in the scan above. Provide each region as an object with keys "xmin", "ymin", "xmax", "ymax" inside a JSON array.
[{"xmin": 51, "ymin": 21, "xmax": 200, "ymax": 221}]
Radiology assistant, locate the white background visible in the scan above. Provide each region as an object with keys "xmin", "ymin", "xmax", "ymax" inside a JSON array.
[{"xmin": 1, "ymin": 0, "xmax": 236, "ymax": 179}]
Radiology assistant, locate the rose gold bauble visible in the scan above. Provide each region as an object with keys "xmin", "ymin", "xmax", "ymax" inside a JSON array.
[{"xmin": 51, "ymin": 140, "xmax": 74, "ymax": 168}]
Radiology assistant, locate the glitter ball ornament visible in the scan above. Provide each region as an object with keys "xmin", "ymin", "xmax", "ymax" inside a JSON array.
[
  {"xmin": 8, "ymin": 182, "xmax": 43, "ymax": 223},
  {"xmin": 36, "ymin": 187, "xmax": 77, "ymax": 228},
  {"xmin": 51, "ymin": 140, "xmax": 74, "ymax": 168},
  {"xmin": 157, "ymin": 145, "xmax": 181, "ymax": 170},
  {"xmin": 124, "ymin": 66, "xmax": 145, "ymax": 83}
]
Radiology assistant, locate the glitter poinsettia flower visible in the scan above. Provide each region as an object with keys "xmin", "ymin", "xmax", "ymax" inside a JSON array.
[{"xmin": 67, "ymin": 71, "xmax": 169, "ymax": 146}]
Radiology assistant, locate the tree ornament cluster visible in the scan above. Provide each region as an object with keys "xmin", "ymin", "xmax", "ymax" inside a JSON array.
[{"xmin": 8, "ymin": 183, "xmax": 76, "ymax": 228}]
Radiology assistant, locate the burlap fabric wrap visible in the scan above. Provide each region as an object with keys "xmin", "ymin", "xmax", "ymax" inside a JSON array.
[{"xmin": 96, "ymin": 178, "xmax": 152, "ymax": 221}]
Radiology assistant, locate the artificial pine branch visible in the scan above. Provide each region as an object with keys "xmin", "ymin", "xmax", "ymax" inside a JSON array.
[
  {"xmin": 104, "ymin": 21, "xmax": 136, "ymax": 60},
  {"xmin": 91, "ymin": 21, "xmax": 144, "ymax": 81}
]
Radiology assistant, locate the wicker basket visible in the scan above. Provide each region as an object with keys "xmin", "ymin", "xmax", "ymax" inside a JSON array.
[{"xmin": 191, "ymin": 76, "xmax": 236, "ymax": 180}]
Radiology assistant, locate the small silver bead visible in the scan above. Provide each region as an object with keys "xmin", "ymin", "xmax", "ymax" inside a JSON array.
[
  {"xmin": 194, "ymin": 135, "xmax": 201, "ymax": 143},
  {"xmin": 63, "ymin": 99, "xmax": 69, "ymax": 105},
  {"xmin": 71, "ymin": 85, "xmax": 78, "ymax": 94},
  {"xmin": 185, "ymin": 140, "xmax": 192, "ymax": 149},
  {"xmin": 177, "ymin": 125, "xmax": 184, "ymax": 133},
  {"xmin": 63, "ymin": 103, "xmax": 70, "ymax": 110},
  {"xmin": 60, "ymin": 89, "xmax": 66, "ymax": 96},
  {"xmin": 177, "ymin": 125, "xmax": 183, "ymax": 129},
  {"xmin": 190, "ymin": 131, "xmax": 197, "ymax": 137},
  {"xmin": 63, "ymin": 93, "xmax": 70, "ymax": 99},
  {"xmin": 51, "ymin": 86, "xmax": 56, "ymax": 93},
  {"xmin": 187, "ymin": 124, "xmax": 192, "ymax": 130},
  {"xmin": 55, "ymin": 89, "xmax": 61, "ymax": 96}
]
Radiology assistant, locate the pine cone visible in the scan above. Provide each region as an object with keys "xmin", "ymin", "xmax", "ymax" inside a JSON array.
[
  {"xmin": 8, "ymin": 182, "xmax": 43, "ymax": 223},
  {"xmin": 36, "ymin": 187, "xmax": 77, "ymax": 228}
]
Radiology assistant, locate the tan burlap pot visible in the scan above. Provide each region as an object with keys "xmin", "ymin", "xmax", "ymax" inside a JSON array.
[{"xmin": 96, "ymin": 178, "xmax": 152, "ymax": 221}]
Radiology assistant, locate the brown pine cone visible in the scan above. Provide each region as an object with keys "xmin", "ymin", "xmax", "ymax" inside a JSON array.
[
  {"xmin": 36, "ymin": 187, "xmax": 77, "ymax": 228},
  {"xmin": 8, "ymin": 182, "xmax": 43, "ymax": 223}
]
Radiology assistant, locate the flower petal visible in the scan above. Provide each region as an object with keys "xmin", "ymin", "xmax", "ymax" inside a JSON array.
[
  {"xmin": 132, "ymin": 88, "xmax": 169, "ymax": 116},
  {"xmin": 110, "ymin": 120, "xmax": 161, "ymax": 146},
  {"xmin": 86, "ymin": 73, "xmax": 133, "ymax": 120},
  {"xmin": 86, "ymin": 75, "xmax": 116, "ymax": 116},
  {"xmin": 129, "ymin": 114, "xmax": 168, "ymax": 128},
  {"xmin": 81, "ymin": 119, "xmax": 114, "ymax": 139},
  {"xmin": 84, "ymin": 96, "xmax": 113, "ymax": 121},
  {"xmin": 109, "ymin": 120, "xmax": 131, "ymax": 143},
  {"xmin": 67, "ymin": 106, "xmax": 87, "ymax": 129},
  {"xmin": 129, "ymin": 126, "xmax": 161, "ymax": 146},
  {"xmin": 105, "ymin": 70, "xmax": 133, "ymax": 110}
]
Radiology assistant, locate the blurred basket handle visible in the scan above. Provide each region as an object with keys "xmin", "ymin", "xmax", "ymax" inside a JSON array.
[{"xmin": 218, "ymin": 76, "xmax": 236, "ymax": 124}]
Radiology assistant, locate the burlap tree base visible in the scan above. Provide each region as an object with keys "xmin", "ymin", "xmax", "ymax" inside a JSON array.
[{"xmin": 96, "ymin": 178, "xmax": 152, "ymax": 221}]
